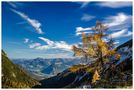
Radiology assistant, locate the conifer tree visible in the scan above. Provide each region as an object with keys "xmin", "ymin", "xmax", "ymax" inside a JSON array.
[{"xmin": 72, "ymin": 21, "xmax": 120, "ymax": 66}]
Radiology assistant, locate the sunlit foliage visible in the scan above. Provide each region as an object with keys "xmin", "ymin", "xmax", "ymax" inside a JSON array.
[
  {"xmin": 92, "ymin": 70, "xmax": 100, "ymax": 83},
  {"xmin": 72, "ymin": 21, "xmax": 121, "ymax": 84},
  {"xmin": 72, "ymin": 21, "xmax": 120, "ymax": 66}
]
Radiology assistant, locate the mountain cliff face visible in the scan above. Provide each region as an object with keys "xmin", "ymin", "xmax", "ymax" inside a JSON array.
[
  {"xmin": 33, "ymin": 39, "xmax": 132, "ymax": 88},
  {"xmin": 2, "ymin": 50, "xmax": 39, "ymax": 88}
]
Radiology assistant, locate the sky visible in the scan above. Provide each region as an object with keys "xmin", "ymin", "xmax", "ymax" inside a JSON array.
[{"xmin": 2, "ymin": 1, "xmax": 133, "ymax": 59}]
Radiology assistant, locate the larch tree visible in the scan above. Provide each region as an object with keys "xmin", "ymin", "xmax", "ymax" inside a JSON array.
[{"xmin": 72, "ymin": 21, "xmax": 120, "ymax": 67}]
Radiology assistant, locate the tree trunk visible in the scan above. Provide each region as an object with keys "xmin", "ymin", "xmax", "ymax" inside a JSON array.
[
  {"xmin": 100, "ymin": 57, "xmax": 104, "ymax": 66},
  {"xmin": 100, "ymin": 51, "xmax": 104, "ymax": 66}
]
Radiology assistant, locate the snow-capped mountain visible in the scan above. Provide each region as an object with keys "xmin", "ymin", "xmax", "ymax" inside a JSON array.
[{"xmin": 116, "ymin": 39, "xmax": 132, "ymax": 65}]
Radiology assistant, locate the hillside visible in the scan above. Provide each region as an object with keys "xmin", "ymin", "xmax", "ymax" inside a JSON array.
[
  {"xmin": 33, "ymin": 39, "xmax": 132, "ymax": 88},
  {"xmin": 2, "ymin": 50, "xmax": 40, "ymax": 88}
]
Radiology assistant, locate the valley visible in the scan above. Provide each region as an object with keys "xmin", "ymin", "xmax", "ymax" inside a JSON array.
[
  {"xmin": 2, "ymin": 39, "xmax": 132, "ymax": 88},
  {"xmin": 12, "ymin": 57, "xmax": 82, "ymax": 80}
]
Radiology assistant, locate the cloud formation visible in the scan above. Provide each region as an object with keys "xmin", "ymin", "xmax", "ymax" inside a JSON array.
[
  {"xmin": 29, "ymin": 43, "xmax": 41, "ymax": 48},
  {"xmin": 105, "ymin": 13, "xmax": 132, "ymax": 39},
  {"xmin": 8, "ymin": 2, "xmax": 17, "ymax": 8},
  {"xmin": 38, "ymin": 37, "xmax": 54, "ymax": 46},
  {"xmin": 95, "ymin": 2, "xmax": 132, "ymax": 8},
  {"xmin": 76, "ymin": 12, "xmax": 132, "ymax": 39},
  {"xmin": 11, "ymin": 9, "xmax": 44, "ymax": 34},
  {"xmin": 37, "ymin": 37, "xmax": 72, "ymax": 51},
  {"xmin": 81, "ymin": 14, "xmax": 95, "ymax": 21},
  {"xmin": 76, "ymin": 27, "xmax": 92, "ymax": 32},
  {"xmin": 80, "ymin": 2, "xmax": 90, "ymax": 8},
  {"xmin": 75, "ymin": 27, "xmax": 92, "ymax": 36},
  {"xmin": 109, "ymin": 29, "xmax": 132, "ymax": 39},
  {"xmin": 24, "ymin": 37, "xmax": 73, "ymax": 52},
  {"xmin": 7, "ymin": 2, "xmax": 24, "ymax": 8},
  {"xmin": 104, "ymin": 13, "xmax": 132, "ymax": 28},
  {"xmin": 24, "ymin": 38, "xmax": 29, "ymax": 43}
]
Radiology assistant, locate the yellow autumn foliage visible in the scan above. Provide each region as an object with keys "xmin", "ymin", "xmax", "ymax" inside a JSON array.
[
  {"xmin": 87, "ymin": 45, "xmax": 96, "ymax": 56},
  {"xmin": 72, "ymin": 21, "xmax": 120, "ymax": 65},
  {"xmin": 92, "ymin": 70, "xmax": 100, "ymax": 83}
]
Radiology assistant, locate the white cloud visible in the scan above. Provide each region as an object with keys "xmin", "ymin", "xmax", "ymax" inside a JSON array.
[
  {"xmin": 72, "ymin": 1, "xmax": 90, "ymax": 8},
  {"xmin": 104, "ymin": 13, "xmax": 132, "ymax": 28},
  {"xmin": 96, "ymin": 2, "xmax": 132, "ymax": 8},
  {"xmin": 8, "ymin": 2, "xmax": 17, "ymax": 8},
  {"xmin": 76, "ymin": 31, "xmax": 92, "ymax": 36},
  {"xmin": 24, "ymin": 38, "xmax": 29, "ymax": 43},
  {"xmin": 29, "ymin": 43, "xmax": 41, "ymax": 48},
  {"xmin": 109, "ymin": 29, "xmax": 127, "ymax": 38},
  {"xmin": 109, "ymin": 29, "xmax": 132, "ymax": 39},
  {"xmin": 11, "ymin": 9, "xmax": 44, "ymax": 34},
  {"xmin": 81, "ymin": 14, "xmax": 95, "ymax": 21},
  {"xmin": 37, "ymin": 37, "xmax": 72, "ymax": 51},
  {"xmin": 80, "ymin": 2, "xmax": 90, "ymax": 8},
  {"xmin": 54, "ymin": 41, "xmax": 72, "ymax": 50},
  {"xmin": 104, "ymin": 13, "xmax": 132, "ymax": 39},
  {"xmin": 76, "ymin": 27, "xmax": 92, "ymax": 32},
  {"xmin": 24, "ymin": 37, "xmax": 73, "ymax": 52},
  {"xmin": 38, "ymin": 37, "xmax": 54, "ymax": 46},
  {"xmin": 7, "ymin": 2, "xmax": 24, "ymax": 8},
  {"xmin": 75, "ymin": 27, "xmax": 92, "ymax": 36},
  {"xmin": 124, "ymin": 31, "xmax": 133, "ymax": 37},
  {"xmin": 75, "ymin": 13, "xmax": 132, "ymax": 39},
  {"xmin": 35, "ymin": 45, "xmax": 51, "ymax": 50}
]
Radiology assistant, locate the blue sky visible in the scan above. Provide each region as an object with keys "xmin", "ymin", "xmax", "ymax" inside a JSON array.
[{"xmin": 2, "ymin": 1, "xmax": 132, "ymax": 59}]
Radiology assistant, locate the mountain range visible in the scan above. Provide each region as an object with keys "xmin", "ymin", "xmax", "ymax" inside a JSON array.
[
  {"xmin": 2, "ymin": 39, "xmax": 132, "ymax": 88},
  {"xmin": 12, "ymin": 57, "xmax": 82, "ymax": 79}
]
